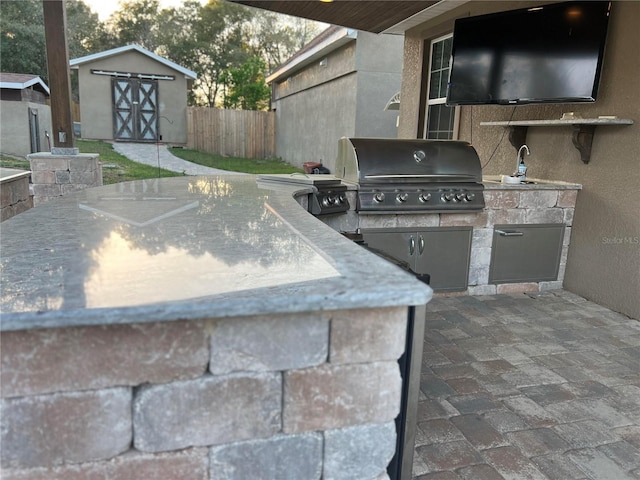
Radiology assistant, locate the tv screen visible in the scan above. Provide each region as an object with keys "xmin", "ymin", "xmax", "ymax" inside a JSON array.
[{"xmin": 446, "ymin": 1, "xmax": 611, "ymax": 106}]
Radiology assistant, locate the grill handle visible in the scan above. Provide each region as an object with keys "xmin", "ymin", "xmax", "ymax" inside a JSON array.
[
  {"xmin": 496, "ymin": 229, "xmax": 525, "ymax": 237},
  {"xmin": 419, "ymin": 235, "xmax": 425, "ymax": 254},
  {"xmin": 409, "ymin": 236, "xmax": 415, "ymax": 256}
]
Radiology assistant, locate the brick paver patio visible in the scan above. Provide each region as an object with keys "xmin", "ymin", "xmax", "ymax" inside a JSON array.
[{"xmin": 413, "ymin": 290, "xmax": 640, "ymax": 480}]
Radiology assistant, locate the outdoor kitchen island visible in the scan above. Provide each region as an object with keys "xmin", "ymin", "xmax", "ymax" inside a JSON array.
[
  {"xmin": 321, "ymin": 176, "xmax": 581, "ymax": 295},
  {"xmin": 0, "ymin": 175, "xmax": 431, "ymax": 480}
]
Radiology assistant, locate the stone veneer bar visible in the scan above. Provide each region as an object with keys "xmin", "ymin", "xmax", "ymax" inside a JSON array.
[{"xmin": 0, "ymin": 176, "xmax": 431, "ymax": 480}]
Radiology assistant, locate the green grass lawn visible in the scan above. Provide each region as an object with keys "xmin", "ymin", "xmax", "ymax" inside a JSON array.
[
  {"xmin": 77, "ymin": 140, "xmax": 183, "ymax": 185},
  {"xmin": 1, "ymin": 141, "xmax": 302, "ymax": 184},
  {"xmin": 0, "ymin": 155, "xmax": 30, "ymax": 170},
  {"xmin": 169, "ymin": 147, "xmax": 303, "ymax": 174},
  {"xmin": 0, "ymin": 140, "xmax": 183, "ymax": 185}
]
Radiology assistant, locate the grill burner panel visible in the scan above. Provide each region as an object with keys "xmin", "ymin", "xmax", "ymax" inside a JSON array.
[
  {"xmin": 256, "ymin": 174, "xmax": 350, "ymax": 216},
  {"xmin": 359, "ymin": 184, "xmax": 484, "ymax": 213},
  {"xmin": 310, "ymin": 186, "xmax": 349, "ymax": 215},
  {"xmin": 336, "ymin": 138, "xmax": 485, "ymax": 213}
]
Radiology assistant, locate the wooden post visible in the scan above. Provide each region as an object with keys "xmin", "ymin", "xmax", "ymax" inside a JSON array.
[{"xmin": 42, "ymin": 0, "xmax": 76, "ymax": 153}]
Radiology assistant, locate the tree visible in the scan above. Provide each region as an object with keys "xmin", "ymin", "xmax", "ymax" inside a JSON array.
[
  {"xmin": 107, "ymin": 0, "xmax": 161, "ymax": 51},
  {"xmin": 0, "ymin": 0, "xmax": 113, "ymax": 83},
  {"xmin": 155, "ymin": 1, "xmax": 201, "ymax": 63},
  {"xmin": 180, "ymin": 0, "xmax": 250, "ymax": 107},
  {"xmin": 1, "ymin": 0, "xmax": 324, "ymax": 110},
  {"xmin": 66, "ymin": 0, "xmax": 116, "ymax": 57},
  {"xmin": 243, "ymin": 12, "xmax": 323, "ymax": 71},
  {"xmin": 1, "ymin": 0, "xmax": 47, "ymax": 80},
  {"xmin": 220, "ymin": 56, "xmax": 270, "ymax": 110}
]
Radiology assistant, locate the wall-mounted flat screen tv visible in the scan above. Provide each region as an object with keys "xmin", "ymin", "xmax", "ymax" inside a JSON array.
[{"xmin": 446, "ymin": 1, "xmax": 611, "ymax": 106}]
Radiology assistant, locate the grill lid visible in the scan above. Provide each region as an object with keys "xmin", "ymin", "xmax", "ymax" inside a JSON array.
[{"xmin": 335, "ymin": 138, "xmax": 482, "ymax": 185}]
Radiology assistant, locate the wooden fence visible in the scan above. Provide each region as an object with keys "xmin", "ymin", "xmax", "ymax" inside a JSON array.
[{"xmin": 186, "ymin": 107, "xmax": 276, "ymax": 159}]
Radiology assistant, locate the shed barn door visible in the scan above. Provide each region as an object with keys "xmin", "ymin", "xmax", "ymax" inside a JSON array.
[{"xmin": 112, "ymin": 78, "xmax": 158, "ymax": 142}]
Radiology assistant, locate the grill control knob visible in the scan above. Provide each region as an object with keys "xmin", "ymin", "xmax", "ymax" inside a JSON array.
[
  {"xmin": 322, "ymin": 196, "xmax": 333, "ymax": 207},
  {"xmin": 418, "ymin": 192, "xmax": 431, "ymax": 203},
  {"xmin": 465, "ymin": 193, "xmax": 476, "ymax": 202},
  {"xmin": 441, "ymin": 192, "xmax": 455, "ymax": 202},
  {"xmin": 396, "ymin": 192, "xmax": 409, "ymax": 203},
  {"xmin": 455, "ymin": 192, "xmax": 466, "ymax": 202},
  {"xmin": 337, "ymin": 194, "xmax": 346, "ymax": 204},
  {"xmin": 374, "ymin": 192, "xmax": 385, "ymax": 203}
]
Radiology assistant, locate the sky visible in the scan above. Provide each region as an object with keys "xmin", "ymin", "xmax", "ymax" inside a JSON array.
[{"xmin": 83, "ymin": 0, "xmax": 208, "ymax": 21}]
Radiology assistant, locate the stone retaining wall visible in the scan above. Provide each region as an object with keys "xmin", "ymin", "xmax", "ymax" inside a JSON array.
[
  {"xmin": 28, "ymin": 153, "xmax": 102, "ymax": 206},
  {"xmin": 1, "ymin": 307, "xmax": 406, "ymax": 480},
  {"xmin": 0, "ymin": 172, "xmax": 33, "ymax": 222}
]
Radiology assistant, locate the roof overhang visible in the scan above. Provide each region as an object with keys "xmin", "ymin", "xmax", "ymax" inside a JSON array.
[
  {"xmin": 227, "ymin": 0, "xmax": 441, "ymax": 34},
  {"xmin": 382, "ymin": 0, "xmax": 471, "ymax": 34},
  {"xmin": 266, "ymin": 26, "xmax": 357, "ymax": 83}
]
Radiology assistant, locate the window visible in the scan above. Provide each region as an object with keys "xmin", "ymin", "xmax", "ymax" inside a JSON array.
[{"xmin": 423, "ymin": 34, "xmax": 456, "ymax": 139}]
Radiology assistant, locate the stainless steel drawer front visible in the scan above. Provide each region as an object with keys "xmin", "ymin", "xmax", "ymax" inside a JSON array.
[{"xmin": 489, "ymin": 224, "xmax": 565, "ymax": 284}]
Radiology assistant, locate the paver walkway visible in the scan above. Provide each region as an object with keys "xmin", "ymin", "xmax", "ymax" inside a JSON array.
[
  {"xmin": 414, "ymin": 290, "xmax": 640, "ymax": 480},
  {"xmin": 112, "ymin": 142, "xmax": 246, "ymax": 176}
]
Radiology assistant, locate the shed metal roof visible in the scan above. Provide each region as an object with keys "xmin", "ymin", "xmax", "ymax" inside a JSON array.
[
  {"xmin": 70, "ymin": 44, "xmax": 197, "ymax": 80},
  {"xmin": 0, "ymin": 73, "xmax": 50, "ymax": 95}
]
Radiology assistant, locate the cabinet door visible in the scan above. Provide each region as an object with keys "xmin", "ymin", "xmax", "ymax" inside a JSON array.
[
  {"xmin": 415, "ymin": 228, "xmax": 472, "ymax": 292},
  {"xmin": 361, "ymin": 231, "xmax": 416, "ymax": 271},
  {"xmin": 489, "ymin": 224, "xmax": 565, "ymax": 283}
]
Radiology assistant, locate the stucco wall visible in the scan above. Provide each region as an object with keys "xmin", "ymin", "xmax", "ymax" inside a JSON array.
[
  {"xmin": 354, "ymin": 32, "xmax": 404, "ymax": 139},
  {"xmin": 76, "ymin": 50, "xmax": 189, "ymax": 144},
  {"xmin": 274, "ymin": 74, "xmax": 358, "ymax": 172},
  {"xmin": 399, "ymin": 1, "xmax": 640, "ymax": 319},
  {"xmin": 0, "ymin": 101, "xmax": 52, "ymax": 157},
  {"xmin": 273, "ymin": 42, "xmax": 358, "ymax": 172},
  {"xmin": 272, "ymin": 33, "xmax": 403, "ymax": 173}
]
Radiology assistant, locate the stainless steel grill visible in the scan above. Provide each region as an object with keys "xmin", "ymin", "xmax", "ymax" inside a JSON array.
[
  {"xmin": 256, "ymin": 173, "xmax": 350, "ymax": 215},
  {"xmin": 335, "ymin": 137, "xmax": 485, "ymax": 213}
]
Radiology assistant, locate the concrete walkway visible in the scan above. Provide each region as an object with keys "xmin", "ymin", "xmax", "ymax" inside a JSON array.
[
  {"xmin": 413, "ymin": 290, "xmax": 640, "ymax": 479},
  {"xmin": 112, "ymin": 143, "xmax": 246, "ymax": 176}
]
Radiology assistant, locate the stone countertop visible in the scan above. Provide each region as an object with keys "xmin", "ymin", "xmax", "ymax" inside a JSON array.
[
  {"xmin": 0, "ymin": 175, "xmax": 432, "ymax": 331},
  {"xmin": 482, "ymin": 176, "xmax": 582, "ymax": 190}
]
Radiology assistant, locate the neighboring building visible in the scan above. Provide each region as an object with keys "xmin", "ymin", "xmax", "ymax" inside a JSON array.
[
  {"xmin": 231, "ymin": 1, "xmax": 640, "ymax": 320},
  {"xmin": 0, "ymin": 73, "xmax": 52, "ymax": 157},
  {"xmin": 266, "ymin": 26, "xmax": 404, "ymax": 173},
  {"xmin": 70, "ymin": 45, "xmax": 197, "ymax": 144}
]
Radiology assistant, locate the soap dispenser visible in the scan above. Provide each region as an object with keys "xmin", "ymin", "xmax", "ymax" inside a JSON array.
[{"xmin": 516, "ymin": 145, "xmax": 530, "ymax": 180}]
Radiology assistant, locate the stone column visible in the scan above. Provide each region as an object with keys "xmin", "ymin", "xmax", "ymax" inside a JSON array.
[{"xmin": 28, "ymin": 152, "xmax": 102, "ymax": 206}]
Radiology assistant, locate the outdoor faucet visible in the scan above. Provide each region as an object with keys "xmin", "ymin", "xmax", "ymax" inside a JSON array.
[{"xmin": 515, "ymin": 144, "xmax": 530, "ymax": 178}]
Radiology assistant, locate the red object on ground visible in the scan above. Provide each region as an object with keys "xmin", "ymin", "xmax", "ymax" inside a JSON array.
[{"xmin": 303, "ymin": 162, "xmax": 323, "ymax": 174}]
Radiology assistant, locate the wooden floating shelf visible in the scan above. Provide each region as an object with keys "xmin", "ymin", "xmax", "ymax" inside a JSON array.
[{"xmin": 480, "ymin": 118, "xmax": 634, "ymax": 164}]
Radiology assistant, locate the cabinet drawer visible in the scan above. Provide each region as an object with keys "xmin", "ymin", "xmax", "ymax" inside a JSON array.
[{"xmin": 489, "ymin": 224, "xmax": 565, "ymax": 284}]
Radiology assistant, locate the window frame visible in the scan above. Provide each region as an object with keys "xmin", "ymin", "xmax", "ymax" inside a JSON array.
[{"xmin": 422, "ymin": 33, "xmax": 460, "ymax": 140}]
